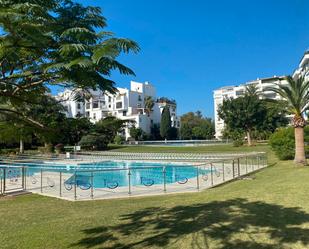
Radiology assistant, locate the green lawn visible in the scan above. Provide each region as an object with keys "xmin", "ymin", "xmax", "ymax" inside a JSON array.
[{"xmin": 1, "ymin": 145, "xmax": 309, "ymax": 249}]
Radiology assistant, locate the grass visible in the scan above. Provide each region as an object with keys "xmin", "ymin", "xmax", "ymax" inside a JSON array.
[
  {"xmin": 108, "ymin": 143, "xmax": 269, "ymax": 153},
  {"xmin": 1, "ymin": 144, "xmax": 309, "ymax": 249}
]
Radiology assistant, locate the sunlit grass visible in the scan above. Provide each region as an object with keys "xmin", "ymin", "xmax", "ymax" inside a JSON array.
[{"xmin": 1, "ymin": 145, "xmax": 309, "ymax": 248}]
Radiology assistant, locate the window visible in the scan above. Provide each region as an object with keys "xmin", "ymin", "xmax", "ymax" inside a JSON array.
[
  {"xmin": 123, "ymin": 111, "xmax": 127, "ymax": 116},
  {"xmin": 137, "ymin": 103, "xmax": 141, "ymax": 108},
  {"xmin": 116, "ymin": 102, "xmax": 123, "ymax": 109},
  {"xmin": 93, "ymin": 113, "xmax": 96, "ymax": 120},
  {"xmin": 85, "ymin": 111, "xmax": 90, "ymax": 117},
  {"xmin": 86, "ymin": 102, "xmax": 90, "ymax": 109},
  {"xmin": 92, "ymin": 101, "xmax": 99, "ymax": 108},
  {"xmin": 77, "ymin": 103, "xmax": 81, "ymax": 109},
  {"xmin": 236, "ymin": 90, "xmax": 244, "ymax": 96},
  {"xmin": 108, "ymin": 96, "xmax": 112, "ymax": 102},
  {"xmin": 138, "ymin": 95, "xmax": 142, "ymax": 101},
  {"xmin": 263, "ymin": 93, "xmax": 277, "ymax": 99}
]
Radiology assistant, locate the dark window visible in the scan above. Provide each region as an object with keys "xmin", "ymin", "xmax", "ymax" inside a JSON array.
[
  {"xmin": 138, "ymin": 95, "xmax": 142, "ymax": 101},
  {"xmin": 92, "ymin": 101, "xmax": 99, "ymax": 108},
  {"xmin": 108, "ymin": 96, "xmax": 112, "ymax": 102},
  {"xmin": 85, "ymin": 111, "xmax": 90, "ymax": 117},
  {"xmin": 86, "ymin": 103, "xmax": 90, "ymax": 109},
  {"xmin": 77, "ymin": 103, "xmax": 81, "ymax": 109},
  {"xmin": 116, "ymin": 102, "xmax": 123, "ymax": 109},
  {"xmin": 123, "ymin": 111, "xmax": 127, "ymax": 116},
  {"xmin": 236, "ymin": 90, "xmax": 244, "ymax": 96}
]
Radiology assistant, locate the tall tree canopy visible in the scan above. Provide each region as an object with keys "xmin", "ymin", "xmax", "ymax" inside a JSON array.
[
  {"xmin": 180, "ymin": 111, "xmax": 214, "ymax": 140},
  {"xmin": 160, "ymin": 106, "xmax": 171, "ymax": 139},
  {"xmin": 0, "ymin": 0, "xmax": 139, "ymax": 127},
  {"xmin": 218, "ymin": 94, "xmax": 266, "ymax": 146}
]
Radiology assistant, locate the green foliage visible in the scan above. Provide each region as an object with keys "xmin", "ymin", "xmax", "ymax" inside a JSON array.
[
  {"xmin": 129, "ymin": 127, "xmax": 145, "ymax": 141},
  {"xmin": 269, "ymin": 126, "xmax": 309, "ymax": 160},
  {"xmin": 180, "ymin": 111, "xmax": 214, "ymax": 139},
  {"xmin": 79, "ymin": 116, "xmax": 131, "ymax": 150},
  {"xmin": 223, "ymin": 129, "xmax": 244, "ymax": 147},
  {"xmin": 269, "ymin": 127, "xmax": 295, "ymax": 160},
  {"xmin": 54, "ymin": 144, "xmax": 64, "ymax": 154},
  {"xmin": 61, "ymin": 118, "xmax": 93, "ymax": 145},
  {"xmin": 218, "ymin": 95, "xmax": 266, "ymax": 135},
  {"xmin": 266, "ymin": 76, "xmax": 309, "ymax": 118},
  {"xmin": 79, "ymin": 134, "xmax": 109, "ymax": 150},
  {"xmin": 0, "ymin": 0, "xmax": 139, "ymax": 127},
  {"xmin": 144, "ymin": 96, "xmax": 155, "ymax": 114},
  {"xmin": 169, "ymin": 127, "xmax": 179, "ymax": 140},
  {"xmin": 113, "ymin": 135, "xmax": 124, "ymax": 145},
  {"xmin": 38, "ymin": 144, "xmax": 54, "ymax": 154},
  {"xmin": 160, "ymin": 106, "xmax": 172, "ymax": 139},
  {"xmin": 150, "ymin": 124, "xmax": 161, "ymax": 140}
]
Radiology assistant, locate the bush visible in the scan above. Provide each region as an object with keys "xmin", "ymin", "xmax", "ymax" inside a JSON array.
[
  {"xmin": 38, "ymin": 144, "xmax": 54, "ymax": 154},
  {"xmin": 269, "ymin": 127, "xmax": 295, "ymax": 160},
  {"xmin": 229, "ymin": 130, "xmax": 244, "ymax": 147},
  {"xmin": 113, "ymin": 135, "xmax": 124, "ymax": 145},
  {"xmin": 54, "ymin": 143, "xmax": 64, "ymax": 154},
  {"xmin": 79, "ymin": 134, "xmax": 109, "ymax": 150}
]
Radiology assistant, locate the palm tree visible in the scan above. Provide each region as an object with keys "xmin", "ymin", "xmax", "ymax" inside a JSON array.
[
  {"xmin": 267, "ymin": 76, "xmax": 309, "ymax": 165},
  {"xmin": 144, "ymin": 96, "xmax": 155, "ymax": 115}
]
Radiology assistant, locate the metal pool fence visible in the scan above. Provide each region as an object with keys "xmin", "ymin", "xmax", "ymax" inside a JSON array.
[{"xmin": 0, "ymin": 152, "xmax": 267, "ymax": 201}]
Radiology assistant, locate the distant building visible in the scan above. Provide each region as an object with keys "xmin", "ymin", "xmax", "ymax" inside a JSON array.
[
  {"xmin": 214, "ymin": 49, "xmax": 309, "ymax": 139},
  {"xmin": 56, "ymin": 81, "xmax": 180, "ymax": 140},
  {"xmin": 213, "ymin": 76, "xmax": 288, "ymax": 139}
]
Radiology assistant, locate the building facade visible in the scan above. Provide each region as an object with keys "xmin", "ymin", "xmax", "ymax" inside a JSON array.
[
  {"xmin": 56, "ymin": 81, "xmax": 180, "ymax": 140},
  {"xmin": 213, "ymin": 49, "xmax": 309, "ymax": 139}
]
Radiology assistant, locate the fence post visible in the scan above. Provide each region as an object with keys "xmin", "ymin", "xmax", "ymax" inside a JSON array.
[
  {"xmin": 163, "ymin": 166, "xmax": 167, "ymax": 192},
  {"xmin": 128, "ymin": 169, "xmax": 132, "ymax": 195},
  {"xmin": 222, "ymin": 162, "xmax": 225, "ymax": 182},
  {"xmin": 59, "ymin": 172, "xmax": 62, "ymax": 197},
  {"xmin": 196, "ymin": 167, "xmax": 200, "ymax": 190},
  {"xmin": 237, "ymin": 158, "xmax": 240, "ymax": 177},
  {"xmin": 210, "ymin": 164, "xmax": 214, "ymax": 186},
  {"xmin": 0, "ymin": 169, "xmax": 2, "ymax": 194},
  {"xmin": 74, "ymin": 171, "xmax": 77, "ymax": 200},
  {"xmin": 91, "ymin": 171, "xmax": 94, "ymax": 199},
  {"xmin": 232, "ymin": 160, "xmax": 235, "ymax": 179},
  {"xmin": 245, "ymin": 156, "xmax": 248, "ymax": 174},
  {"xmin": 24, "ymin": 167, "xmax": 27, "ymax": 190},
  {"xmin": 3, "ymin": 168, "xmax": 6, "ymax": 193},
  {"xmin": 40, "ymin": 168, "xmax": 43, "ymax": 193}
]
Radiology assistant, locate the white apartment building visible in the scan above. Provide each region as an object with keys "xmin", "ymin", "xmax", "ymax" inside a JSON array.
[
  {"xmin": 56, "ymin": 81, "xmax": 180, "ymax": 140},
  {"xmin": 214, "ymin": 49, "xmax": 309, "ymax": 139}
]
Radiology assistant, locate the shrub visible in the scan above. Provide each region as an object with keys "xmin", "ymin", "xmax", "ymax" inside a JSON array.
[
  {"xmin": 54, "ymin": 143, "xmax": 64, "ymax": 154},
  {"xmin": 38, "ymin": 144, "xmax": 54, "ymax": 154},
  {"xmin": 79, "ymin": 134, "xmax": 109, "ymax": 150},
  {"xmin": 114, "ymin": 135, "xmax": 124, "ymax": 145},
  {"xmin": 269, "ymin": 127, "xmax": 295, "ymax": 160}
]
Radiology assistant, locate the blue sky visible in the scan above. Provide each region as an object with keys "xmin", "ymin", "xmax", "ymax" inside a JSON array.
[{"xmin": 75, "ymin": 0, "xmax": 309, "ymax": 118}]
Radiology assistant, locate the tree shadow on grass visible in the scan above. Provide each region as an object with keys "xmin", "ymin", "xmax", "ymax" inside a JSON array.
[{"xmin": 71, "ymin": 198, "xmax": 309, "ymax": 249}]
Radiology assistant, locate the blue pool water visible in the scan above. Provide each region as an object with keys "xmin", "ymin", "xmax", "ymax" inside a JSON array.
[{"xmin": 2, "ymin": 161, "xmax": 211, "ymax": 189}]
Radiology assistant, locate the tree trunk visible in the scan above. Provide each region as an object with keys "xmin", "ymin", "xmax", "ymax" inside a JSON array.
[
  {"xmin": 247, "ymin": 131, "xmax": 252, "ymax": 146},
  {"xmin": 294, "ymin": 127, "xmax": 307, "ymax": 165},
  {"xmin": 19, "ymin": 138, "xmax": 24, "ymax": 154}
]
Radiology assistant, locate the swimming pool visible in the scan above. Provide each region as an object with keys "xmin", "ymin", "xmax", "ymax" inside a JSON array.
[
  {"xmin": 0, "ymin": 152, "xmax": 267, "ymax": 200},
  {"xmin": 2, "ymin": 161, "xmax": 211, "ymax": 189}
]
